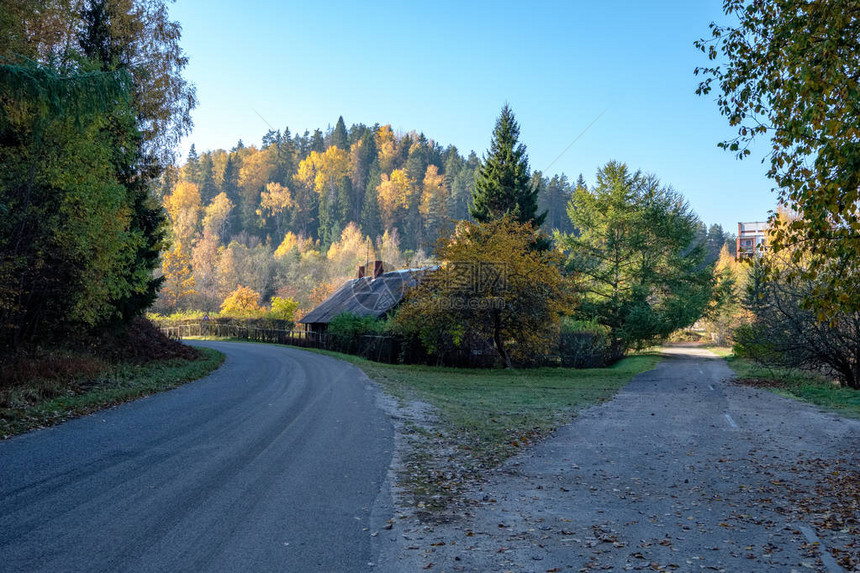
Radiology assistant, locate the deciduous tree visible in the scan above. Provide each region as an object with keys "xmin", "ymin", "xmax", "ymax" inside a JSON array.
[
  {"xmin": 257, "ymin": 182, "xmax": 294, "ymax": 238},
  {"xmin": 376, "ymin": 169, "xmax": 414, "ymax": 231},
  {"xmin": 696, "ymin": 0, "xmax": 860, "ymax": 319},
  {"xmin": 220, "ymin": 285, "xmax": 262, "ymax": 316},
  {"xmin": 163, "ymin": 180, "xmax": 201, "ymax": 246},
  {"xmin": 161, "ymin": 242, "xmax": 196, "ymax": 310},
  {"xmin": 395, "ymin": 217, "xmax": 569, "ymax": 368},
  {"xmin": 735, "ymin": 241, "xmax": 860, "ymax": 389}
]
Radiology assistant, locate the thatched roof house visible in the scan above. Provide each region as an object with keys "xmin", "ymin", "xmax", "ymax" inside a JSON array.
[{"xmin": 298, "ymin": 261, "xmax": 434, "ymax": 333}]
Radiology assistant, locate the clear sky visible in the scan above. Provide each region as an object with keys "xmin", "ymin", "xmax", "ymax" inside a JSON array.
[{"xmin": 168, "ymin": 0, "xmax": 777, "ymax": 233}]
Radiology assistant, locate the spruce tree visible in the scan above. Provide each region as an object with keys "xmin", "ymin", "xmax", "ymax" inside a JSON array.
[
  {"xmin": 185, "ymin": 143, "xmax": 201, "ymax": 184},
  {"xmin": 198, "ymin": 153, "xmax": 217, "ymax": 203},
  {"xmin": 470, "ymin": 105, "xmax": 546, "ymax": 227},
  {"xmin": 330, "ymin": 116, "xmax": 348, "ymax": 150}
]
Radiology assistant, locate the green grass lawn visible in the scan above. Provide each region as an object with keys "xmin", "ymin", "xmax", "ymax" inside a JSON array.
[
  {"xmin": 312, "ymin": 347, "xmax": 660, "ymax": 473},
  {"xmin": 707, "ymin": 346, "xmax": 860, "ymax": 418},
  {"xmin": 362, "ymin": 356, "xmax": 660, "ymax": 457},
  {"xmin": 0, "ymin": 348, "xmax": 224, "ymax": 438}
]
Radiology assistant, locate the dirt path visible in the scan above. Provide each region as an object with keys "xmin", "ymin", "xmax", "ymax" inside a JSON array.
[{"xmin": 377, "ymin": 346, "xmax": 860, "ymax": 573}]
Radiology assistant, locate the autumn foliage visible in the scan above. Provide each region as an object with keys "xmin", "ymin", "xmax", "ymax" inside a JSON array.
[{"xmin": 395, "ymin": 217, "xmax": 570, "ymax": 368}]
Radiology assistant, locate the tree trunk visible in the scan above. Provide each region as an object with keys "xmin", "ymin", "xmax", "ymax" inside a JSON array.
[{"xmin": 493, "ymin": 314, "xmax": 512, "ymax": 369}]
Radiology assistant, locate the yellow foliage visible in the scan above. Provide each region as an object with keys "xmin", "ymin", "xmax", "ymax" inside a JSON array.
[
  {"xmin": 274, "ymin": 231, "xmax": 319, "ymax": 259},
  {"xmin": 257, "ymin": 182, "xmax": 294, "ymax": 233},
  {"xmin": 202, "ymin": 192, "xmax": 233, "ymax": 240},
  {"xmin": 220, "ymin": 285, "xmax": 262, "ymax": 316},
  {"xmin": 376, "ymin": 124, "xmax": 397, "ymax": 173},
  {"xmin": 326, "ymin": 222, "xmax": 364, "ymax": 259},
  {"xmin": 376, "ymin": 228, "xmax": 404, "ymax": 269},
  {"xmin": 395, "ymin": 217, "xmax": 570, "ymax": 367},
  {"xmin": 161, "ymin": 242, "xmax": 196, "ymax": 309},
  {"xmin": 260, "ymin": 182, "xmax": 293, "ymax": 212},
  {"xmin": 295, "ymin": 147, "xmax": 351, "ymax": 198},
  {"xmin": 270, "ymin": 296, "xmax": 299, "ymax": 321},
  {"xmin": 238, "ymin": 145, "xmax": 275, "ymax": 195},
  {"xmin": 163, "ymin": 180, "xmax": 201, "ymax": 247},
  {"xmin": 327, "ymin": 222, "xmax": 374, "ymax": 275},
  {"xmin": 419, "ymin": 164, "xmax": 448, "ymax": 224},
  {"xmin": 377, "ymin": 169, "xmax": 413, "ymax": 228},
  {"xmin": 274, "ymin": 231, "xmax": 299, "ymax": 259}
]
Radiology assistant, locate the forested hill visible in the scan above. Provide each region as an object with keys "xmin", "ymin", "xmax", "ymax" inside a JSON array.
[
  {"xmin": 155, "ymin": 117, "xmax": 580, "ymax": 312},
  {"xmin": 156, "ymin": 117, "xmax": 735, "ymax": 315},
  {"xmin": 161, "ymin": 117, "xmax": 579, "ymax": 251}
]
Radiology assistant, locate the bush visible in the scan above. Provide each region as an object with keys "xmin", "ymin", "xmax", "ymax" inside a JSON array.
[
  {"xmin": 327, "ymin": 312, "xmax": 385, "ymax": 353},
  {"xmin": 269, "ymin": 296, "xmax": 299, "ymax": 321},
  {"xmin": 736, "ymin": 262, "xmax": 860, "ymax": 389},
  {"xmin": 559, "ymin": 318, "xmax": 616, "ymax": 368}
]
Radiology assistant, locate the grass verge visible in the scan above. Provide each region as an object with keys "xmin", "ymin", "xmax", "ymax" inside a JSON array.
[
  {"xmin": 717, "ymin": 351, "xmax": 860, "ymax": 418},
  {"xmin": 0, "ymin": 347, "xmax": 224, "ymax": 439},
  {"xmin": 306, "ymin": 348, "xmax": 661, "ymax": 515}
]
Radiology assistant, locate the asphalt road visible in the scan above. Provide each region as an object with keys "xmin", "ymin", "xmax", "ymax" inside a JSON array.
[
  {"xmin": 0, "ymin": 341, "xmax": 395, "ymax": 572},
  {"xmin": 381, "ymin": 345, "xmax": 860, "ymax": 572}
]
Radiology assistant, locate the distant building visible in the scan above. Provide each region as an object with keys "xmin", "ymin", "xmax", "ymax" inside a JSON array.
[
  {"xmin": 298, "ymin": 261, "xmax": 434, "ymax": 334},
  {"xmin": 737, "ymin": 221, "xmax": 768, "ymax": 260}
]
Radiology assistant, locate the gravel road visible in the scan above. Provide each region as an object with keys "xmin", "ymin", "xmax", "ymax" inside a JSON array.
[
  {"xmin": 378, "ymin": 346, "xmax": 860, "ymax": 573},
  {"xmin": 0, "ymin": 341, "xmax": 395, "ymax": 572}
]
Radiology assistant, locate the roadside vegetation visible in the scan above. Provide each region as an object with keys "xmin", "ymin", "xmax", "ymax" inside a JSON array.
[
  {"xmin": 696, "ymin": 0, "xmax": 859, "ymax": 395},
  {"xmin": 706, "ymin": 346, "xmax": 860, "ymax": 419},
  {"xmin": 0, "ymin": 320, "xmax": 224, "ymax": 439}
]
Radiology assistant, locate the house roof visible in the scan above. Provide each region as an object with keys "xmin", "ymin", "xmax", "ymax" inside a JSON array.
[{"xmin": 298, "ymin": 267, "xmax": 435, "ymax": 324}]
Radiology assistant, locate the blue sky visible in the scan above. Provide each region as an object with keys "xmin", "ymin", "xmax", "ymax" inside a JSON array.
[{"xmin": 169, "ymin": 0, "xmax": 777, "ymax": 233}]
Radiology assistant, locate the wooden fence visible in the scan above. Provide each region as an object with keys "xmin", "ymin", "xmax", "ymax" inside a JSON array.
[
  {"xmin": 157, "ymin": 320, "xmax": 400, "ymax": 363},
  {"xmin": 157, "ymin": 320, "xmax": 613, "ymax": 368}
]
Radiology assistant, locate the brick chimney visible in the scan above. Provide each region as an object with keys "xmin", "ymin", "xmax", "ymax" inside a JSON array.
[
  {"xmin": 372, "ymin": 260, "xmax": 384, "ymax": 279},
  {"xmin": 357, "ymin": 265, "xmax": 365, "ymax": 279}
]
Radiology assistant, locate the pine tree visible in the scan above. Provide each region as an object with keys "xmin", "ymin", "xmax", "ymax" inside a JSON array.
[
  {"xmin": 185, "ymin": 143, "xmax": 201, "ymax": 185},
  {"xmin": 198, "ymin": 152, "xmax": 217, "ymax": 203},
  {"xmin": 221, "ymin": 153, "xmax": 241, "ymax": 236},
  {"xmin": 360, "ymin": 166, "xmax": 383, "ymax": 240},
  {"xmin": 310, "ymin": 129, "xmax": 325, "ymax": 153},
  {"xmin": 330, "ymin": 116, "xmax": 348, "ymax": 150},
  {"xmin": 470, "ymin": 105, "xmax": 546, "ymax": 227}
]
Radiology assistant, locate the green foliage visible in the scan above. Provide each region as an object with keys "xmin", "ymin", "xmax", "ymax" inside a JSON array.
[
  {"xmin": 700, "ymin": 244, "xmax": 748, "ymax": 346},
  {"xmin": 269, "ymin": 296, "xmax": 299, "ymax": 321},
  {"xmin": 0, "ymin": 61, "xmax": 156, "ymax": 345},
  {"xmin": 559, "ymin": 318, "xmax": 612, "ymax": 368},
  {"xmin": 560, "ymin": 161, "xmax": 713, "ymax": 353},
  {"xmin": 327, "ymin": 312, "xmax": 384, "ymax": 351},
  {"xmin": 327, "ymin": 312, "xmax": 384, "ymax": 337},
  {"xmin": 0, "ymin": 59, "xmax": 132, "ymax": 130},
  {"xmin": 0, "ymin": 0, "xmax": 192, "ymax": 348},
  {"xmin": 147, "ymin": 310, "xmax": 209, "ymax": 322},
  {"xmin": 696, "ymin": 0, "xmax": 860, "ymax": 320},
  {"xmin": 470, "ymin": 105, "xmax": 546, "ymax": 228}
]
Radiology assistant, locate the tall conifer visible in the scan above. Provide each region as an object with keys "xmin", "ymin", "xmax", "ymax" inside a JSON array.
[{"xmin": 470, "ymin": 105, "xmax": 545, "ymax": 227}]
